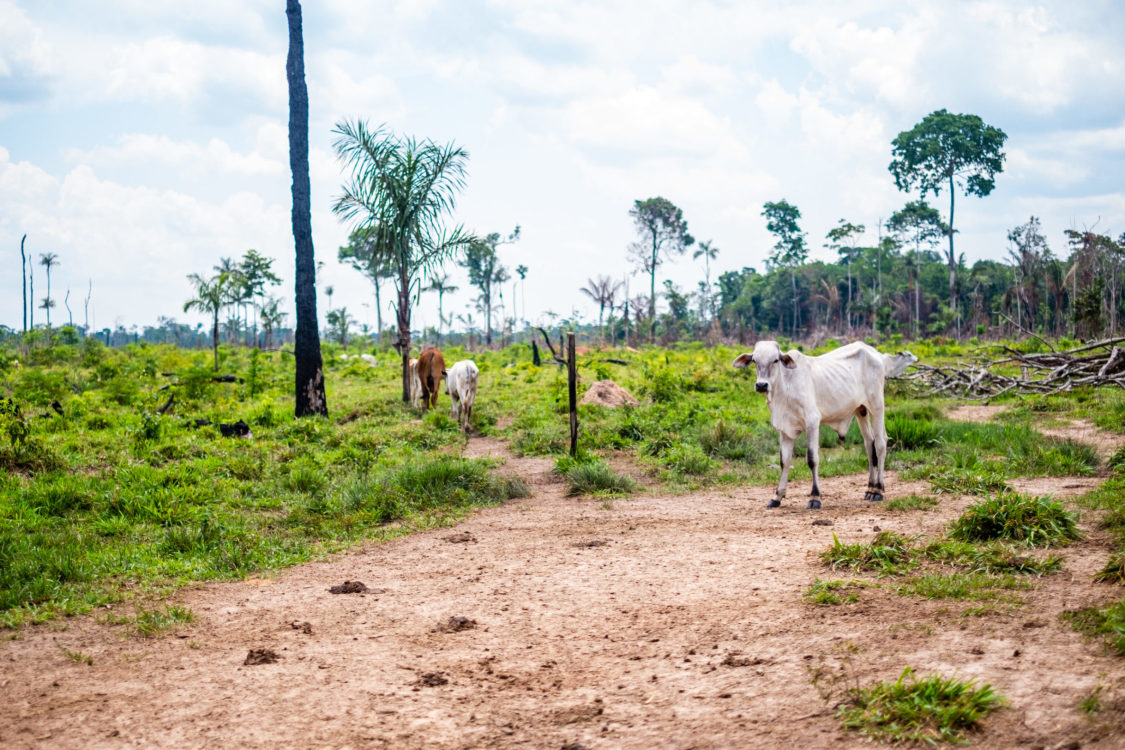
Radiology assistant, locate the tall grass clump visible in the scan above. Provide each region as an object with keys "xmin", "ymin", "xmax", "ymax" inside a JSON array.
[
  {"xmin": 838, "ymin": 667, "xmax": 1004, "ymax": 744},
  {"xmin": 949, "ymin": 492, "xmax": 1080, "ymax": 547},
  {"xmin": 886, "ymin": 413, "xmax": 940, "ymax": 450},
  {"xmin": 822, "ymin": 531, "xmax": 915, "ymax": 575},
  {"xmin": 554, "ymin": 455, "xmax": 637, "ymax": 497}
]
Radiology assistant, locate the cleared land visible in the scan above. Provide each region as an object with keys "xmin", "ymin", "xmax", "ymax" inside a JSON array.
[{"xmin": 2, "ymin": 411, "xmax": 1124, "ymax": 749}]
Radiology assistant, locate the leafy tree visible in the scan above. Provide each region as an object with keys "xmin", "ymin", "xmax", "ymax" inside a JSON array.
[
  {"xmin": 238, "ymin": 248, "xmax": 281, "ymax": 345},
  {"xmin": 514, "ymin": 264, "xmax": 528, "ymax": 324},
  {"xmin": 338, "ymin": 225, "xmax": 394, "ymax": 344},
  {"xmin": 628, "ymin": 197, "xmax": 694, "ymax": 342},
  {"xmin": 184, "ymin": 272, "xmax": 230, "ymax": 371},
  {"xmin": 260, "ymin": 296, "xmax": 287, "ymax": 349},
  {"xmin": 762, "ymin": 199, "xmax": 808, "ymax": 337},
  {"xmin": 824, "ymin": 220, "xmax": 865, "ymax": 332},
  {"xmin": 332, "ymin": 119, "xmax": 473, "ymax": 402},
  {"xmin": 39, "ymin": 252, "xmax": 59, "ymax": 328},
  {"xmin": 889, "ymin": 109, "xmax": 1007, "ymax": 334},
  {"xmin": 887, "ymin": 201, "xmax": 946, "ymax": 337},
  {"xmin": 425, "ymin": 272, "xmax": 459, "ymax": 342},
  {"xmin": 325, "ymin": 307, "xmax": 353, "ymax": 346},
  {"xmin": 286, "ymin": 0, "xmax": 327, "ymax": 416},
  {"xmin": 462, "ymin": 227, "xmax": 519, "ymax": 346}
]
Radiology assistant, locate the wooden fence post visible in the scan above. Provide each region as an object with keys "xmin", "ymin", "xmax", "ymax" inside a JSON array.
[{"xmin": 567, "ymin": 332, "xmax": 577, "ymax": 457}]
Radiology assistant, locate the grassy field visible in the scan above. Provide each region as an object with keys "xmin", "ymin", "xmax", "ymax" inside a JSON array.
[{"xmin": 2, "ymin": 334, "xmax": 1124, "ymax": 651}]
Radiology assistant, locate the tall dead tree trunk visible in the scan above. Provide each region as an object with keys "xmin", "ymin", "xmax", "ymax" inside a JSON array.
[{"xmin": 287, "ymin": 0, "xmax": 327, "ymax": 417}]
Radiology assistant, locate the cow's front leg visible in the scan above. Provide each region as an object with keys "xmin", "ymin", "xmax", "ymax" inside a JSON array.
[
  {"xmin": 806, "ymin": 420, "xmax": 822, "ymax": 509},
  {"xmin": 869, "ymin": 411, "xmax": 888, "ymax": 502},
  {"xmin": 856, "ymin": 411, "xmax": 883, "ymax": 502},
  {"xmin": 770, "ymin": 433, "xmax": 795, "ymax": 508}
]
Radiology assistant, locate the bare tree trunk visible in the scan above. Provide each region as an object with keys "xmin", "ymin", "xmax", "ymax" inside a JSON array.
[
  {"xmin": 947, "ymin": 172, "xmax": 959, "ymax": 337},
  {"xmin": 20, "ymin": 234, "xmax": 27, "ymax": 332},
  {"xmin": 287, "ymin": 0, "xmax": 327, "ymax": 417},
  {"xmin": 397, "ymin": 272, "xmax": 412, "ymax": 403}
]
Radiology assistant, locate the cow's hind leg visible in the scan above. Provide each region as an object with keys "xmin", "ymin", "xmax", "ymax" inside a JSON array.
[
  {"xmin": 770, "ymin": 433, "xmax": 795, "ymax": 508},
  {"xmin": 855, "ymin": 407, "xmax": 883, "ymax": 502},
  {"xmin": 806, "ymin": 419, "xmax": 822, "ymax": 509},
  {"xmin": 871, "ymin": 409, "xmax": 888, "ymax": 502}
]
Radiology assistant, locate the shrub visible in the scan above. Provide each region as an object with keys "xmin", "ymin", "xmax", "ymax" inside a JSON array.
[{"xmin": 558, "ymin": 458, "xmax": 637, "ymax": 497}]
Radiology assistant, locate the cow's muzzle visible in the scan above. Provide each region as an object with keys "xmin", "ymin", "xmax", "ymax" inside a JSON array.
[{"xmin": 755, "ymin": 382, "xmax": 768, "ymax": 393}]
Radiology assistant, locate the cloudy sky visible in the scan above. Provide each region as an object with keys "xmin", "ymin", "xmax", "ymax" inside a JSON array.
[{"xmin": 2, "ymin": 0, "xmax": 1123, "ymax": 336}]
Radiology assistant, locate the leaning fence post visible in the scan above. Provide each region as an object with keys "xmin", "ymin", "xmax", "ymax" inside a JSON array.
[{"xmin": 567, "ymin": 332, "xmax": 577, "ymax": 457}]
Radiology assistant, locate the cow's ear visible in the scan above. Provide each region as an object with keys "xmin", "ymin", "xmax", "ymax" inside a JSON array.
[
  {"xmin": 732, "ymin": 353, "xmax": 753, "ymax": 369},
  {"xmin": 779, "ymin": 353, "xmax": 796, "ymax": 369}
]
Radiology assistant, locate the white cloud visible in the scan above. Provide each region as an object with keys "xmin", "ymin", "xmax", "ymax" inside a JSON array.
[{"xmin": 67, "ymin": 133, "xmax": 285, "ymax": 178}]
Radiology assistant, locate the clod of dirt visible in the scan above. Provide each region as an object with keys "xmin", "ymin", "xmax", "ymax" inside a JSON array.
[
  {"xmin": 437, "ymin": 616, "xmax": 477, "ymax": 633},
  {"xmin": 445, "ymin": 531, "xmax": 477, "ymax": 544},
  {"xmin": 561, "ymin": 744, "xmax": 588, "ymax": 750},
  {"xmin": 290, "ymin": 621, "xmax": 312, "ymax": 634},
  {"xmin": 243, "ymin": 648, "xmax": 280, "ymax": 666},
  {"xmin": 572, "ymin": 539, "xmax": 609, "ymax": 548},
  {"xmin": 721, "ymin": 653, "xmax": 766, "ymax": 668},
  {"xmin": 810, "ymin": 519, "xmax": 833, "ymax": 526},
  {"xmin": 417, "ymin": 672, "xmax": 449, "ymax": 687},
  {"xmin": 328, "ymin": 581, "xmax": 368, "ymax": 594},
  {"xmin": 579, "ymin": 380, "xmax": 639, "ymax": 408}
]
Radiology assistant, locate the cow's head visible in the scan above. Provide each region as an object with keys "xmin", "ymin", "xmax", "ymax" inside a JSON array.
[{"xmin": 732, "ymin": 340, "xmax": 794, "ymax": 393}]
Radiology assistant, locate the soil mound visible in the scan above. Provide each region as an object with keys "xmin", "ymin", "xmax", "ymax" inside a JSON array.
[{"xmin": 579, "ymin": 380, "xmax": 639, "ymax": 408}]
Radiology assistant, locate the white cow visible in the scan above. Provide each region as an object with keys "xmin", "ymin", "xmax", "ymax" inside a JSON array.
[
  {"xmin": 732, "ymin": 341, "xmax": 916, "ymax": 509},
  {"xmin": 407, "ymin": 357, "xmax": 423, "ymax": 408},
  {"xmin": 445, "ymin": 360, "xmax": 480, "ymax": 432}
]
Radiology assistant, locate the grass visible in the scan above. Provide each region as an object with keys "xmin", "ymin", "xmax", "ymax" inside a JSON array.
[
  {"xmin": 822, "ymin": 531, "xmax": 916, "ymax": 575},
  {"xmin": 885, "ymin": 494, "xmax": 939, "ymax": 512},
  {"xmin": 949, "ymin": 492, "xmax": 1081, "ymax": 547},
  {"xmin": 837, "ymin": 667, "xmax": 1004, "ymax": 744},
  {"xmin": 894, "ymin": 572, "xmax": 1029, "ymax": 601},
  {"xmin": 1063, "ymin": 599, "xmax": 1125, "ymax": 656},
  {"xmin": 804, "ymin": 578, "xmax": 868, "ymax": 605},
  {"xmin": 133, "ymin": 604, "xmax": 195, "ymax": 637},
  {"xmin": 554, "ymin": 454, "xmax": 638, "ymax": 497},
  {"xmin": 57, "ymin": 644, "xmax": 94, "ymax": 665}
]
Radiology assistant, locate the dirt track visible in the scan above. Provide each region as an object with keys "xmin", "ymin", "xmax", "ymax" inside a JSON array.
[{"xmin": 2, "ymin": 429, "xmax": 1125, "ymax": 749}]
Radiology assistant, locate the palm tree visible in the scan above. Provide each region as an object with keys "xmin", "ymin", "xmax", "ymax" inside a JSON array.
[
  {"xmin": 260, "ymin": 296, "xmax": 287, "ymax": 349},
  {"xmin": 39, "ymin": 252, "xmax": 59, "ymax": 328},
  {"xmin": 287, "ymin": 0, "xmax": 327, "ymax": 416},
  {"xmin": 184, "ymin": 272, "xmax": 230, "ymax": 371},
  {"xmin": 579, "ymin": 275, "xmax": 622, "ymax": 345},
  {"xmin": 692, "ymin": 240, "xmax": 720, "ymax": 320},
  {"xmin": 332, "ymin": 119, "xmax": 473, "ymax": 403},
  {"xmin": 20, "ymin": 234, "xmax": 27, "ymax": 332},
  {"xmin": 426, "ymin": 273, "xmax": 459, "ymax": 343}
]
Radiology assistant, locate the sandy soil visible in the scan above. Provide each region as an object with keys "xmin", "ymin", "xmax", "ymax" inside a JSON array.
[{"xmin": 3, "ymin": 422, "xmax": 1125, "ymax": 748}]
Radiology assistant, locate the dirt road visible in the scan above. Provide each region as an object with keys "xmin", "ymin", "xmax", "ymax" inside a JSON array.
[{"xmin": 2, "ymin": 435, "xmax": 1123, "ymax": 748}]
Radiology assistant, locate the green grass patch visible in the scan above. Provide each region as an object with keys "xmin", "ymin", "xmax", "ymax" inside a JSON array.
[
  {"xmin": 1094, "ymin": 555, "xmax": 1125, "ymax": 586},
  {"xmin": 885, "ymin": 494, "xmax": 939, "ymax": 512},
  {"xmin": 821, "ymin": 531, "xmax": 916, "ymax": 575},
  {"xmin": 804, "ymin": 578, "xmax": 868, "ymax": 605},
  {"xmin": 555, "ymin": 455, "xmax": 637, "ymax": 497},
  {"xmin": 949, "ymin": 492, "xmax": 1080, "ymax": 547},
  {"xmin": 1063, "ymin": 599, "xmax": 1125, "ymax": 656},
  {"xmin": 895, "ymin": 572, "xmax": 1029, "ymax": 601},
  {"xmin": 837, "ymin": 667, "xmax": 1004, "ymax": 744},
  {"xmin": 133, "ymin": 603, "xmax": 195, "ymax": 637}
]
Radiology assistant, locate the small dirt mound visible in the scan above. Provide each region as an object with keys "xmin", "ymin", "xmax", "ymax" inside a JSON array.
[
  {"xmin": 416, "ymin": 672, "xmax": 449, "ymax": 687},
  {"xmin": 579, "ymin": 380, "xmax": 639, "ymax": 408},
  {"xmin": 436, "ymin": 615, "xmax": 477, "ymax": 633},
  {"xmin": 572, "ymin": 539, "xmax": 609, "ymax": 548},
  {"xmin": 328, "ymin": 581, "xmax": 368, "ymax": 594},
  {"xmin": 243, "ymin": 648, "xmax": 280, "ymax": 666},
  {"xmin": 290, "ymin": 621, "xmax": 312, "ymax": 634},
  {"xmin": 445, "ymin": 531, "xmax": 476, "ymax": 544}
]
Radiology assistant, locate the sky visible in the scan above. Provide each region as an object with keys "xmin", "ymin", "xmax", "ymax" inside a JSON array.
[{"xmin": 2, "ymin": 0, "xmax": 1124, "ymax": 337}]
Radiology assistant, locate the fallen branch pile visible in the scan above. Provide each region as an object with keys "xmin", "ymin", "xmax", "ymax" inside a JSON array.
[{"xmin": 904, "ymin": 336, "xmax": 1125, "ymax": 399}]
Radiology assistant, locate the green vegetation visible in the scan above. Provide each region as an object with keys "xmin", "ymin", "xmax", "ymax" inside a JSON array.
[
  {"xmin": 804, "ymin": 578, "xmax": 868, "ymax": 605},
  {"xmin": 554, "ymin": 454, "xmax": 637, "ymax": 497},
  {"xmin": 949, "ymin": 493, "xmax": 1080, "ymax": 547},
  {"xmin": 885, "ymin": 494, "xmax": 939, "ymax": 512},
  {"xmin": 1063, "ymin": 600, "xmax": 1125, "ymax": 656},
  {"xmin": 838, "ymin": 667, "xmax": 1004, "ymax": 744}
]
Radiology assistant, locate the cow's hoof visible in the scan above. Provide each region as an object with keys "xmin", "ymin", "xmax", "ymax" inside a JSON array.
[
  {"xmin": 865, "ymin": 492, "xmax": 884, "ymax": 502},
  {"xmin": 766, "ymin": 499, "xmax": 781, "ymax": 508},
  {"xmin": 807, "ymin": 499, "xmax": 821, "ymax": 510}
]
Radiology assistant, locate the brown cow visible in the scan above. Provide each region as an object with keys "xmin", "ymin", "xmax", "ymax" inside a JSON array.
[{"xmin": 416, "ymin": 347, "xmax": 446, "ymax": 409}]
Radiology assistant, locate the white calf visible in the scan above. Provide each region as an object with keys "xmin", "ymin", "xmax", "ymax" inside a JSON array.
[
  {"xmin": 445, "ymin": 360, "xmax": 479, "ymax": 432},
  {"xmin": 733, "ymin": 341, "xmax": 915, "ymax": 509}
]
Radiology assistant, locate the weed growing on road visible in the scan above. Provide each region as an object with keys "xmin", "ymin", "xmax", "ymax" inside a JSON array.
[
  {"xmin": 950, "ymin": 492, "xmax": 1080, "ymax": 547},
  {"xmin": 837, "ymin": 667, "xmax": 1004, "ymax": 744},
  {"xmin": 804, "ymin": 578, "xmax": 868, "ymax": 605}
]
